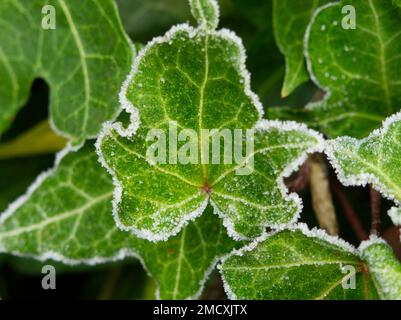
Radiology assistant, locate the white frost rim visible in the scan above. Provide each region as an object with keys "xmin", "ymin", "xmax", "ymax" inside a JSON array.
[
  {"xmin": 95, "ymin": 0, "xmax": 327, "ymax": 243},
  {"xmin": 211, "ymin": 119, "xmax": 325, "ymax": 241},
  {"xmin": 325, "ymin": 111, "xmax": 401, "ymax": 207},
  {"xmin": 95, "ymin": 16, "xmax": 269, "ymax": 242},
  {"xmin": 388, "ymin": 206, "xmax": 401, "ymax": 227},
  {"xmin": 358, "ymin": 234, "xmax": 387, "ymax": 255},
  {"xmin": 218, "ymin": 222, "xmax": 359, "ymax": 300},
  {"xmin": 0, "ymin": 142, "xmax": 229, "ymax": 300}
]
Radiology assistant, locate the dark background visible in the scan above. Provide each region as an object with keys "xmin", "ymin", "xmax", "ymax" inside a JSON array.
[{"xmin": 0, "ymin": 0, "xmax": 399, "ymax": 299}]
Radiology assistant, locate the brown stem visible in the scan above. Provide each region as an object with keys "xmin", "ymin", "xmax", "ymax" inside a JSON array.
[
  {"xmin": 287, "ymin": 160, "xmax": 310, "ymax": 193},
  {"xmin": 330, "ymin": 178, "xmax": 368, "ymax": 241},
  {"xmin": 369, "ymin": 185, "xmax": 381, "ymax": 235}
]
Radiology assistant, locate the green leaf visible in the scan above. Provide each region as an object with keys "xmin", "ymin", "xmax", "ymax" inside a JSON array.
[
  {"xmin": 0, "ymin": 0, "xmax": 132, "ymax": 145},
  {"xmin": 326, "ymin": 112, "xmax": 401, "ymax": 216},
  {"xmin": 304, "ymin": 0, "xmax": 401, "ymax": 138},
  {"xmin": 220, "ymin": 226, "xmax": 379, "ymax": 300},
  {"xmin": 97, "ymin": 0, "xmax": 324, "ymax": 241},
  {"xmin": 273, "ymin": 0, "xmax": 330, "ymax": 97},
  {"xmin": 360, "ymin": 238, "xmax": 401, "ymax": 299},
  {"xmin": 0, "ymin": 144, "xmax": 240, "ymax": 299}
]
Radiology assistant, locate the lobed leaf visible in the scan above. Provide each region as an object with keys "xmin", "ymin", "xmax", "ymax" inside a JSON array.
[
  {"xmin": 273, "ymin": 0, "xmax": 330, "ymax": 97},
  {"xmin": 0, "ymin": 144, "xmax": 240, "ymax": 299},
  {"xmin": 220, "ymin": 226, "xmax": 379, "ymax": 300},
  {"xmin": 278, "ymin": 0, "xmax": 401, "ymax": 138},
  {"xmin": 97, "ymin": 0, "xmax": 324, "ymax": 241},
  {"xmin": 0, "ymin": 0, "xmax": 132, "ymax": 145}
]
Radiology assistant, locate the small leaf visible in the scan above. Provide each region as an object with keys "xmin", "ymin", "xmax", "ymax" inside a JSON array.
[
  {"xmin": 0, "ymin": 0, "xmax": 132, "ymax": 145},
  {"xmin": 273, "ymin": 0, "xmax": 330, "ymax": 97},
  {"xmin": 97, "ymin": 0, "xmax": 324, "ymax": 241},
  {"xmin": 0, "ymin": 144, "xmax": 239, "ymax": 299},
  {"xmin": 326, "ymin": 112, "xmax": 401, "ymax": 213},
  {"xmin": 304, "ymin": 0, "xmax": 401, "ymax": 138},
  {"xmin": 220, "ymin": 226, "xmax": 378, "ymax": 300},
  {"xmin": 189, "ymin": 0, "xmax": 219, "ymax": 30},
  {"xmin": 360, "ymin": 238, "xmax": 401, "ymax": 299}
]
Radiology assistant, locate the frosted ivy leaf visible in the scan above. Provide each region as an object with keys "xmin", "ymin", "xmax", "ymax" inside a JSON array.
[
  {"xmin": 0, "ymin": 0, "xmax": 132, "ymax": 145},
  {"xmin": 281, "ymin": 0, "xmax": 401, "ymax": 138},
  {"xmin": 360, "ymin": 237, "xmax": 401, "ymax": 300},
  {"xmin": 220, "ymin": 226, "xmax": 379, "ymax": 300},
  {"xmin": 97, "ymin": 0, "xmax": 324, "ymax": 241},
  {"xmin": 273, "ymin": 0, "xmax": 331, "ymax": 97},
  {"xmin": 0, "ymin": 144, "xmax": 240, "ymax": 300},
  {"xmin": 326, "ymin": 113, "xmax": 401, "ymax": 224}
]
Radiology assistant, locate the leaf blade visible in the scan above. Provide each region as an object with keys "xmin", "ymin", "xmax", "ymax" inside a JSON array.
[
  {"xmin": 0, "ymin": 144, "xmax": 240, "ymax": 299},
  {"xmin": 220, "ymin": 226, "xmax": 378, "ymax": 300},
  {"xmin": 326, "ymin": 112, "xmax": 401, "ymax": 207},
  {"xmin": 0, "ymin": 0, "xmax": 132, "ymax": 145},
  {"xmin": 97, "ymin": 0, "xmax": 324, "ymax": 241},
  {"xmin": 305, "ymin": 0, "xmax": 401, "ymax": 138},
  {"xmin": 273, "ymin": 0, "xmax": 330, "ymax": 97}
]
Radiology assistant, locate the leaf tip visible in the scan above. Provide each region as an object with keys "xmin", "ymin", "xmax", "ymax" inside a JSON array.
[{"xmin": 189, "ymin": 0, "xmax": 220, "ymax": 31}]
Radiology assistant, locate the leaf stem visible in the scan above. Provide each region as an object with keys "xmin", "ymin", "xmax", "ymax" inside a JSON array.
[
  {"xmin": 0, "ymin": 119, "xmax": 66, "ymax": 159},
  {"xmin": 309, "ymin": 156, "xmax": 338, "ymax": 236},
  {"xmin": 286, "ymin": 159, "xmax": 310, "ymax": 193},
  {"xmin": 330, "ymin": 177, "xmax": 368, "ymax": 241},
  {"xmin": 97, "ymin": 266, "xmax": 122, "ymax": 300},
  {"xmin": 369, "ymin": 185, "xmax": 381, "ymax": 235}
]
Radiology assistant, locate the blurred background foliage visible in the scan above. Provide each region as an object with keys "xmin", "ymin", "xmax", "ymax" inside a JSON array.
[{"xmin": 0, "ymin": 0, "xmax": 398, "ymax": 299}]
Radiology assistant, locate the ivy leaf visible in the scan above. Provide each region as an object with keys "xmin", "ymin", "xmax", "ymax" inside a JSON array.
[
  {"xmin": 0, "ymin": 144, "xmax": 240, "ymax": 299},
  {"xmin": 302, "ymin": 0, "xmax": 401, "ymax": 138},
  {"xmin": 97, "ymin": 0, "xmax": 324, "ymax": 241},
  {"xmin": 273, "ymin": 0, "xmax": 330, "ymax": 97},
  {"xmin": 219, "ymin": 226, "xmax": 379, "ymax": 300},
  {"xmin": 360, "ymin": 238, "xmax": 401, "ymax": 299},
  {"xmin": 326, "ymin": 113, "xmax": 401, "ymax": 217},
  {"xmin": 0, "ymin": 0, "xmax": 132, "ymax": 145}
]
